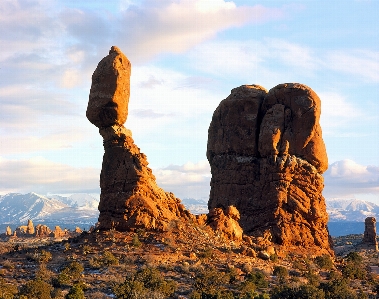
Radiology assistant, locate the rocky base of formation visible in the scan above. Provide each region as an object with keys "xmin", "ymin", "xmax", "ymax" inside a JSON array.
[{"xmin": 98, "ymin": 125, "xmax": 191, "ymax": 231}]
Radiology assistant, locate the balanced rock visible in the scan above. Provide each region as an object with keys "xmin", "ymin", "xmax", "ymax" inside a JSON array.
[
  {"xmin": 88, "ymin": 47, "xmax": 190, "ymax": 231},
  {"xmin": 86, "ymin": 46, "xmax": 131, "ymax": 128},
  {"xmin": 207, "ymin": 83, "xmax": 331, "ymax": 252},
  {"xmin": 362, "ymin": 217, "xmax": 378, "ymax": 250}
]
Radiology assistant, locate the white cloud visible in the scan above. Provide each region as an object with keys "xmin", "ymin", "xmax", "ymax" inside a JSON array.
[
  {"xmin": 116, "ymin": 1, "xmax": 284, "ymax": 61},
  {"xmin": 0, "ymin": 156, "xmax": 100, "ymax": 195},
  {"xmin": 324, "ymin": 159, "xmax": 379, "ymax": 199},
  {"xmin": 325, "ymin": 50, "xmax": 379, "ymax": 83},
  {"xmin": 153, "ymin": 160, "xmax": 211, "ymax": 199}
]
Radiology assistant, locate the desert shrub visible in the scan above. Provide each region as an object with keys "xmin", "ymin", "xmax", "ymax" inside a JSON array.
[
  {"xmin": 0, "ymin": 277, "xmax": 18, "ymax": 299},
  {"xmin": 54, "ymin": 261, "xmax": 84, "ymax": 286},
  {"xmin": 320, "ymin": 277, "xmax": 359, "ymax": 299},
  {"xmin": 270, "ymin": 253, "xmax": 278, "ymax": 262},
  {"xmin": 190, "ymin": 267, "xmax": 231, "ymax": 298},
  {"xmin": 198, "ymin": 247, "xmax": 214, "ymax": 259},
  {"xmin": 103, "ymin": 251, "xmax": 119, "ymax": 266},
  {"xmin": 82, "ymin": 245, "xmax": 92, "ymax": 255},
  {"xmin": 89, "ymin": 251, "xmax": 118, "ymax": 269},
  {"xmin": 36, "ymin": 264, "xmax": 53, "ymax": 281},
  {"xmin": 305, "ymin": 270, "xmax": 320, "ymax": 287},
  {"xmin": 345, "ymin": 252, "xmax": 362, "ymax": 264},
  {"xmin": 342, "ymin": 262, "xmax": 366, "ymax": 280},
  {"xmin": 65, "ymin": 283, "xmax": 85, "ymax": 299},
  {"xmin": 245, "ymin": 269, "xmax": 268, "ymax": 289},
  {"xmin": 271, "ymin": 284, "xmax": 325, "ymax": 299},
  {"xmin": 19, "ymin": 278, "xmax": 53, "ymax": 299},
  {"xmin": 273, "ymin": 266, "xmax": 288, "ymax": 283},
  {"xmin": 342, "ymin": 252, "xmax": 366, "ymax": 280},
  {"xmin": 27, "ymin": 250, "xmax": 53, "ymax": 263},
  {"xmin": 131, "ymin": 234, "xmax": 141, "ymax": 247},
  {"xmin": 113, "ymin": 267, "xmax": 176, "ymax": 299},
  {"xmin": 314, "ymin": 255, "xmax": 333, "ymax": 270},
  {"xmin": 1, "ymin": 259, "xmax": 15, "ymax": 269}
]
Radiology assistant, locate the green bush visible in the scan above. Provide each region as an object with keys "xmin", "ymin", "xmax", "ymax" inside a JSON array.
[
  {"xmin": 113, "ymin": 267, "xmax": 176, "ymax": 299},
  {"xmin": 314, "ymin": 255, "xmax": 333, "ymax": 270},
  {"xmin": 273, "ymin": 266, "xmax": 288, "ymax": 283},
  {"xmin": 271, "ymin": 284, "xmax": 325, "ymax": 299},
  {"xmin": 245, "ymin": 270, "xmax": 268, "ymax": 289},
  {"xmin": 102, "ymin": 251, "xmax": 119, "ymax": 266},
  {"xmin": 131, "ymin": 234, "xmax": 141, "ymax": 247},
  {"xmin": 19, "ymin": 278, "xmax": 53, "ymax": 299},
  {"xmin": 54, "ymin": 261, "xmax": 84, "ymax": 287},
  {"xmin": 320, "ymin": 277, "xmax": 359, "ymax": 299},
  {"xmin": 345, "ymin": 252, "xmax": 362, "ymax": 264},
  {"xmin": 65, "ymin": 283, "xmax": 85, "ymax": 299},
  {"xmin": 190, "ymin": 267, "xmax": 231, "ymax": 298}
]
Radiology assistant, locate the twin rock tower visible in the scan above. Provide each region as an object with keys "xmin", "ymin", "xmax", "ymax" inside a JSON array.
[{"xmin": 87, "ymin": 46, "xmax": 332, "ymax": 253}]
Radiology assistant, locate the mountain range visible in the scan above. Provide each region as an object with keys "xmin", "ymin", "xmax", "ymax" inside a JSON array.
[{"xmin": 1, "ymin": 192, "xmax": 378, "ymax": 234}]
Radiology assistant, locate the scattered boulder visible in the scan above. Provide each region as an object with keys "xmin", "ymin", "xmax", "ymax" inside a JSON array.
[
  {"xmin": 207, "ymin": 83, "xmax": 331, "ymax": 253},
  {"xmin": 88, "ymin": 47, "xmax": 191, "ymax": 231},
  {"xmin": 258, "ymin": 251, "xmax": 270, "ymax": 260},
  {"xmin": 362, "ymin": 217, "xmax": 378, "ymax": 251},
  {"xmin": 207, "ymin": 206, "xmax": 243, "ymax": 241}
]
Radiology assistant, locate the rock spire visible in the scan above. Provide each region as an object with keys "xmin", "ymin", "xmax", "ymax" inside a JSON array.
[
  {"xmin": 87, "ymin": 47, "xmax": 190, "ymax": 231},
  {"xmin": 362, "ymin": 217, "xmax": 378, "ymax": 250},
  {"xmin": 207, "ymin": 83, "xmax": 332, "ymax": 252}
]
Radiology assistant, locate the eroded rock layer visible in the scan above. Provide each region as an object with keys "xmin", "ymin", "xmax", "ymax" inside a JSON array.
[
  {"xmin": 207, "ymin": 83, "xmax": 332, "ymax": 251},
  {"xmin": 88, "ymin": 47, "xmax": 189, "ymax": 231}
]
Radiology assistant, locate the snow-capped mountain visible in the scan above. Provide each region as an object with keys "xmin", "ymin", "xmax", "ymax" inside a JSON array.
[
  {"xmin": 0, "ymin": 192, "xmax": 99, "ymax": 226},
  {"xmin": 181, "ymin": 198, "xmax": 208, "ymax": 215},
  {"xmin": 326, "ymin": 198, "xmax": 379, "ymax": 222},
  {"xmin": 49, "ymin": 194, "xmax": 99, "ymax": 210},
  {"xmin": 0, "ymin": 192, "xmax": 69, "ymax": 223}
]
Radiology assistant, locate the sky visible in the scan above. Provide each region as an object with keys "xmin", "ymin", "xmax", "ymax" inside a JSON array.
[{"xmin": 0, "ymin": 0, "xmax": 378, "ymax": 204}]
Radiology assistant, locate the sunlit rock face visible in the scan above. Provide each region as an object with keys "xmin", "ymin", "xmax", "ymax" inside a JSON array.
[
  {"xmin": 87, "ymin": 47, "xmax": 190, "ymax": 231},
  {"xmin": 207, "ymin": 83, "xmax": 332, "ymax": 252}
]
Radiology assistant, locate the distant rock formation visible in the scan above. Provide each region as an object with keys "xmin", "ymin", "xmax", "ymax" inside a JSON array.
[
  {"xmin": 87, "ymin": 46, "xmax": 190, "ymax": 231},
  {"xmin": 362, "ymin": 217, "xmax": 378, "ymax": 250},
  {"xmin": 5, "ymin": 226, "xmax": 11, "ymax": 236},
  {"xmin": 52, "ymin": 226, "xmax": 66, "ymax": 238},
  {"xmin": 35, "ymin": 224, "xmax": 52, "ymax": 237},
  {"xmin": 207, "ymin": 84, "xmax": 331, "ymax": 252},
  {"xmin": 14, "ymin": 219, "xmax": 35, "ymax": 236}
]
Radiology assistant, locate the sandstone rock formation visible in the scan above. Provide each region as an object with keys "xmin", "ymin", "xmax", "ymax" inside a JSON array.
[
  {"xmin": 52, "ymin": 226, "xmax": 66, "ymax": 238},
  {"xmin": 362, "ymin": 217, "xmax": 378, "ymax": 250},
  {"xmin": 207, "ymin": 205, "xmax": 243, "ymax": 241},
  {"xmin": 88, "ymin": 47, "xmax": 190, "ymax": 231},
  {"xmin": 207, "ymin": 83, "xmax": 331, "ymax": 252},
  {"xmin": 86, "ymin": 46, "xmax": 131, "ymax": 128},
  {"xmin": 5, "ymin": 226, "xmax": 11, "ymax": 236},
  {"xmin": 35, "ymin": 224, "xmax": 52, "ymax": 238},
  {"xmin": 26, "ymin": 219, "xmax": 35, "ymax": 235}
]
